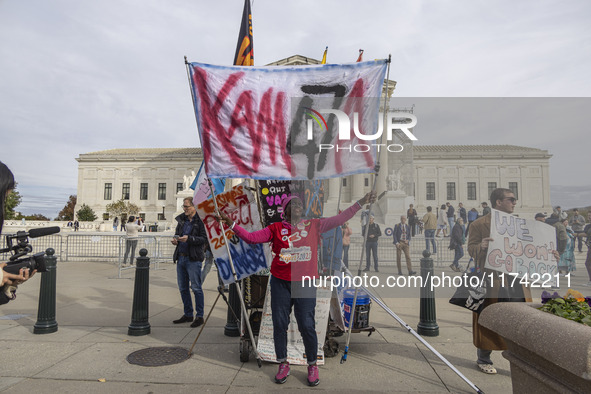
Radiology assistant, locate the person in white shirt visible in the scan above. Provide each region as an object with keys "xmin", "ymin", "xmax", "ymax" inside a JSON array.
[{"xmin": 123, "ymin": 216, "xmax": 140, "ymax": 265}]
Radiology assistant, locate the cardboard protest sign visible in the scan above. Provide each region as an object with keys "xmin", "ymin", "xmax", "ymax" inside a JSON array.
[
  {"xmin": 257, "ymin": 180, "xmax": 291, "ymax": 226},
  {"xmin": 257, "ymin": 180, "xmax": 325, "ymax": 226},
  {"xmin": 486, "ymin": 209, "xmax": 558, "ymax": 283},
  {"xmin": 257, "ymin": 284, "xmax": 331, "ymax": 365},
  {"xmin": 196, "ymin": 182, "xmax": 271, "ymax": 284}
]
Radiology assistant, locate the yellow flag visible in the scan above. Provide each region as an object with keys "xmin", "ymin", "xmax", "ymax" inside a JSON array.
[{"xmin": 321, "ymin": 46, "xmax": 328, "ymax": 64}]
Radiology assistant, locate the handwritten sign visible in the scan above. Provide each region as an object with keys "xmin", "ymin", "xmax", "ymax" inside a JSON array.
[
  {"xmin": 257, "ymin": 283, "xmax": 331, "ymax": 365},
  {"xmin": 188, "ymin": 61, "xmax": 388, "ymax": 180},
  {"xmin": 486, "ymin": 209, "xmax": 558, "ymax": 279},
  {"xmin": 257, "ymin": 180, "xmax": 291, "ymax": 226},
  {"xmin": 196, "ymin": 182, "xmax": 271, "ymax": 284},
  {"xmin": 257, "ymin": 180, "xmax": 325, "ymax": 226}
]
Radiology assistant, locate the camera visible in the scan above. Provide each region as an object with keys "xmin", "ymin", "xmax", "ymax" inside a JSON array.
[
  {"xmin": 2, "ymin": 252, "xmax": 46, "ymax": 275},
  {"xmin": 1, "ymin": 226, "xmax": 59, "ymax": 277}
]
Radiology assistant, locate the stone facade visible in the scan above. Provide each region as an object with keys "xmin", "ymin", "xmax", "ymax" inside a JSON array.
[
  {"xmin": 75, "ymin": 144, "xmax": 552, "ymax": 228},
  {"xmin": 75, "ymin": 148, "xmax": 203, "ymax": 224}
]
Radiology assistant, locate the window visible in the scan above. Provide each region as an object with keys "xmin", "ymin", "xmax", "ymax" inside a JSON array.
[
  {"xmin": 158, "ymin": 183, "xmax": 167, "ymax": 200},
  {"xmin": 508, "ymin": 182, "xmax": 518, "ymax": 199},
  {"xmin": 140, "ymin": 183, "xmax": 148, "ymax": 200},
  {"xmin": 139, "ymin": 213, "xmax": 146, "ymax": 221},
  {"xmin": 342, "ymin": 178, "xmax": 347, "ymax": 187},
  {"xmin": 426, "ymin": 182, "xmax": 435, "ymax": 200},
  {"xmin": 157, "ymin": 213, "xmax": 165, "ymax": 220},
  {"xmin": 104, "ymin": 183, "xmax": 112, "ymax": 200},
  {"xmin": 446, "ymin": 182, "xmax": 456, "ymax": 200},
  {"xmin": 467, "ymin": 182, "xmax": 477, "ymax": 200},
  {"xmin": 364, "ymin": 178, "xmax": 369, "ymax": 187},
  {"xmin": 102, "ymin": 213, "xmax": 110, "ymax": 220},
  {"xmin": 122, "ymin": 183, "xmax": 130, "ymax": 200},
  {"xmin": 177, "ymin": 183, "xmax": 183, "ymax": 193},
  {"xmin": 487, "ymin": 182, "xmax": 497, "ymax": 199}
]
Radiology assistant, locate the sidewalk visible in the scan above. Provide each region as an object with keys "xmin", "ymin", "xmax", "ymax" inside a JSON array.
[{"xmin": 5, "ymin": 254, "xmax": 584, "ymax": 393}]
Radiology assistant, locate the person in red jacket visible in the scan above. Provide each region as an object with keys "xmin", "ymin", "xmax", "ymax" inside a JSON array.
[{"xmin": 218, "ymin": 191, "xmax": 376, "ymax": 387}]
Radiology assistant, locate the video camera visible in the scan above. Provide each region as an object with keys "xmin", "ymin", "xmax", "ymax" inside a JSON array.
[{"xmin": 1, "ymin": 227, "xmax": 60, "ymax": 276}]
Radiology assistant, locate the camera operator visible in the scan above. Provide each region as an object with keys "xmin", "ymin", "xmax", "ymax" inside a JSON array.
[{"xmin": 1, "ymin": 161, "xmax": 35, "ymax": 304}]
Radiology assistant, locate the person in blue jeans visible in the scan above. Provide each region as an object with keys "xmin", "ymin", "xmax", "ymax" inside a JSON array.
[
  {"xmin": 422, "ymin": 206, "xmax": 437, "ymax": 254},
  {"xmin": 172, "ymin": 197, "xmax": 207, "ymax": 328},
  {"xmin": 449, "ymin": 218, "xmax": 465, "ymax": 272}
]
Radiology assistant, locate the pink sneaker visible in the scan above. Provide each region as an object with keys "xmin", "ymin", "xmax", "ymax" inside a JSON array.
[
  {"xmin": 275, "ymin": 363, "xmax": 290, "ymax": 384},
  {"xmin": 307, "ymin": 365, "xmax": 319, "ymax": 386}
]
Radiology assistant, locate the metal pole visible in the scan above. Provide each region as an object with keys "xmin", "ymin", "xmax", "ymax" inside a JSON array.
[
  {"xmin": 188, "ymin": 291, "xmax": 221, "ymax": 356},
  {"xmin": 340, "ymin": 265, "xmax": 483, "ymax": 393},
  {"xmin": 34, "ymin": 248, "xmax": 58, "ymax": 334},
  {"xmin": 328, "ymin": 179, "xmax": 344, "ymax": 277},
  {"xmin": 417, "ymin": 250, "xmax": 439, "ymax": 336},
  {"xmin": 128, "ymin": 248, "xmax": 151, "ymax": 336},
  {"xmin": 207, "ymin": 178, "xmax": 262, "ymax": 367},
  {"xmin": 343, "ymin": 55, "xmax": 391, "ymax": 364}
]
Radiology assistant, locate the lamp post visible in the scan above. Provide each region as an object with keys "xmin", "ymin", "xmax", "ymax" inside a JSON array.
[{"xmin": 161, "ymin": 205, "xmax": 166, "ymax": 220}]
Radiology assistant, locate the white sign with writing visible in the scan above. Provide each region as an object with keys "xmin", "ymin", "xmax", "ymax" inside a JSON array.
[
  {"xmin": 257, "ymin": 283, "xmax": 331, "ymax": 365},
  {"xmin": 486, "ymin": 209, "xmax": 558, "ymax": 281}
]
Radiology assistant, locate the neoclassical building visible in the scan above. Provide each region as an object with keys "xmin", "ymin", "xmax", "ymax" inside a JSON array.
[
  {"xmin": 75, "ymin": 148, "xmax": 203, "ymax": 224},
  {"xmin": 75, "ymin": 144, "xmax": 552, "ymax": 227}
]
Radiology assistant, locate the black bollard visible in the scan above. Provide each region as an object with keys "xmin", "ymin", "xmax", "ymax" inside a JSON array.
[
  {"xmin": 128, "ymin": 248, "xmax": 151, "ymax": 336},
  {"xmin": 224, "ymin": 283, "xmax": 241, "ymax": 337},
  {"xmin": 34, "ymin": 248, "xmax": 58, "ymax": 334},
  {"xmin": 417, "ymin": 250, "xmax": 439, "ymax": 336}
]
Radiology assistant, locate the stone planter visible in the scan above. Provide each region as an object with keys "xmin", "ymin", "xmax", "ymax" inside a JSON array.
[{"xmin": 479, "ymin": 302, "xmax": 591, "ymax": 393}]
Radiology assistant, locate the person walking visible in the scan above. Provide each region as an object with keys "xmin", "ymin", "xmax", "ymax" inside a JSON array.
[
  {"xmin": 436, "ymin": 204, "xmax": 447, "ymax": 237},
  {"xmin": 113, "ymin": 217, "xmax": 119, "ymax": 232},
  {"xmin": 393, "ymin": 216, "xmax": 416, "ymax": 275},
  {"xmin": 363, "ymin": 215, "xmax": 382, "ymax": 272},
  {"xmin": 449, "ymin": 218, "xmax": 465, "ymax": 272}
]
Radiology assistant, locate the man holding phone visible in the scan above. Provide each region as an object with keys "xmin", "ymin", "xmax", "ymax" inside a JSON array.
[{"xmin": 171, "ymin": 197, "xmax": 208, "ymax": 327}]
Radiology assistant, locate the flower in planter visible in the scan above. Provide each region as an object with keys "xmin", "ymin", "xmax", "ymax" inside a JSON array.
[
  {"xmin": 541, "ymin": 290, "xmax": 561, "ymax": 304},
  {"xmin": 539, "ymin": 289, "xmax": 591, "ymax": 326}
]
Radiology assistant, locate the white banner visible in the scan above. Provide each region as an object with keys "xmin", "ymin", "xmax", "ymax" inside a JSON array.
[
  {"xmin": 188, "ymin": 60, "xmax": 388, "ymax": 180},
  {"xmin": 485, "ymin": 209, "xmax": 558, "ymax": 282},
  {"xmin": 257, "ymin": 283, "xmax": 331, "ymax": 365}
]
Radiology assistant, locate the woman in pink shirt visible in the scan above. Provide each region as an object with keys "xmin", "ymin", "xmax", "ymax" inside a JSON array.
[{"xmin": 218, "ymin": 191, "xmax": 375, "ymax": 387}]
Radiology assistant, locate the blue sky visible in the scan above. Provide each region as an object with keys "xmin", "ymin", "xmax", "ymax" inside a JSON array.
[{"xmin": 1, "ymin": 0, "xmax": 589, "ymax": 218}]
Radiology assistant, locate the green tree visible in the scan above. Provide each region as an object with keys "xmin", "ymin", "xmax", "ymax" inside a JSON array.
[
  {"xmin": 105, "ymin": 199, "xmax": 140, "ymax": 218},
  {"xmin": 21, "ymin": 213, "xmax": 50, "ymax": 221},
  {"xmin": 4, "ymin": 184, "xmax": 22, "ymax": 220},
  {"xmin": 76, "ymin": 204, "xmax": 98, "ymax": 221},
  {"xmin": 56, "ymin": 195, "xmax": 77, "ymax": 221}
]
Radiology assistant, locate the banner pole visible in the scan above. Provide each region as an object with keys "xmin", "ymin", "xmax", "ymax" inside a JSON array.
[
  {"xmin": 327, "ymin": 178, "xmax": 344, "ymax": 277},
  {"xmin": 342, "ymin": 55, "xmax": 392, "ymax": 364},
  {"xmin": 206, "ymin": 178, "xmax": 263, "ymax": 367},
  {"xmin": 340, "ymin": 265, "xmax": 483, "ymax": 393}
]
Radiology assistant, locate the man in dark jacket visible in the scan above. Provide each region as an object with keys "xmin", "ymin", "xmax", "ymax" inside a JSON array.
[
  {"xmin": 171, "ymin": 197, "xmax": 208, "ymax": 327},
  {"xmin": 393, "ymin": 216, "xmax": 416, "ymax": 275},
  {"xmin": 363, "ymin": 215, "xmax": 382, "ymax": 272}
]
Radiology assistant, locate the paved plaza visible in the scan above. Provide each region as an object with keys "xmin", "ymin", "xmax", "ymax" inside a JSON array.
[{"xmin": 1, "ymin": 251, "xmax": 590, "ymax": 393}]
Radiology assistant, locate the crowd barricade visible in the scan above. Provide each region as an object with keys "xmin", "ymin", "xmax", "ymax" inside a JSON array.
[{"xmin": 1, "ymin": 232, "xmax": 464, "ymax": 270}]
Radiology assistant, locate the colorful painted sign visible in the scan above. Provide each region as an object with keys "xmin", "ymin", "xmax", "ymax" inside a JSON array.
[{"xmin": 196, "ymin": 182, "xmax": 271, "ymax": 284}]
